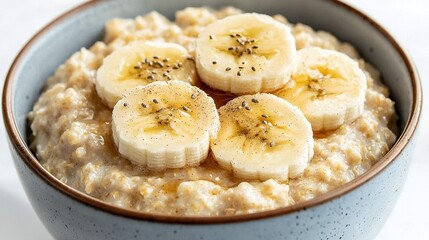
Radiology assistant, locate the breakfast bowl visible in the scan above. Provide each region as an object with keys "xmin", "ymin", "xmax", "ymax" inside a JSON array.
[{"xmin": 2, "ymin": 0, "xmax": 422, "ymax": 239}]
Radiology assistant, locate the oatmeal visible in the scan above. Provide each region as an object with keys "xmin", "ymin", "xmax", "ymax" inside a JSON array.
[{"xmin": 29, "ymin": 7, "xmax": 397, "ymax": 216}]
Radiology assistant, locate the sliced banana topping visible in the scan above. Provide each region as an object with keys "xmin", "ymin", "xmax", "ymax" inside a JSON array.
[
  {"xmin": 196, "ymin": 13, "xmax": 296, "ymax": 94},
  {"xmin": 211, "ymin": 94, "xmax": 314, "ymax": 181},
  {"xmin": 274, "ymin": 47, "xmax": 367, "ymax": 132},
  {"xmin": 96, "ymin": 41, "xmax": 197, "ymax": 108},
  {"xmin": 112, "ymin": 81, "xmax": 219, "ymax": 171}
]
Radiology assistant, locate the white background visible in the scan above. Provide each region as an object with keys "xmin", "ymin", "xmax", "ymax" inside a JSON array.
[{"xmin": 0, "ymin": 0, "xmax": 427, "ymax": 239}]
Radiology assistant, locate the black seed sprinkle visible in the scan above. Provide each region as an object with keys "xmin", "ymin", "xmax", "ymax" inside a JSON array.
[
  {"xmin": 141, "ymin": 103, "xmax": 147, "ymax": 108},
  {"xmin": 270, "ymin": 142, "xmax": 275, "ymax": 147},
  {"xmin": 182, "ymin": 106, "xmax": 189, "ymax": 111},
  {"xmin": 252, "ymin": 46, "xmax": 258, "ymax": 49},
  {"xmin": 191, "ymin": 93, "xmax": 197, "ymax": 99},
  {"xmin": 238, "ymin": 66, "xmax": 244, "ymax": 69},
  {"xmin": 133, "ymin": 65, "xmax": 141, "ymax": 70},
  {"xmin": 245, "ymin": 106, "xmax": 251, "ymax": 110},
  {"xmin": 252, "ymin": 98, "xmax": 259, "ymax": 103},
  {"xmin": 228, "ymin": 47, "xmax": 234, "ymax": 51},
  {"xmin": 241, "ymin": 101, "xmax": 247, "ymax": 107},
  {"xmin": 230, "ymin": 34, "xmax": 235, "ymax": 38},
  {"xmin": 148, "ymin": 75, "xmax": 154, "ymax": 80},
  {"xmin": 123, "ymin": 102, "xmax": 128, "ymax": 107},
  {"xmin": 163, "ymin": 58, "xmax": 169, "ymax": 62},
  {"xmin": 153, "ymin": 99, "xmax": 159, "ymax": 104},
  {"xmin": 251, "ymin": 66, "xmax": 256, "ymax": 71},
  {"xmin": 153, "ymin": 56, "xmax": 159, "ymax": 59},
  {"xmin": 261, "ymin": 114, "xmax": 268, "ymax": 118},
  {"xmin": 177, "ymin": 63, "xmax": 183, "ymax": 68},
  {"xmin": 187, "ymin": 57, "xmax": 195, "ymax": 61},
  {"xmin": 247, "ymin": 48, "xmax": 252, "ymax": 54},
  {"xmin": 163, "ymin": 73, "xmax": 168, "ymax": 77},
  {"xmin": 262, "ymin": 120, "xmax": 268, "ymax": 125},
  {"xmin": 212, "ymin": 61, "xmax": 217, "ymax": 65},
  {"xmin": 225, "ymin": 67, "xmax": 231, "ymax": 71},
  {"xmin": 155, "ymin": 62, "xmax": 164, "ymax": 67},
  {"xmin": 237, "ymin": 71, "xmax": 241, "ymax": 76},
  {"xmin": 173, "ymin": 66, "xmax": 179, "ymax": 70},
  {"xmin": 209, "ymin": 35, "xmax": 213, "ymax": 40}
]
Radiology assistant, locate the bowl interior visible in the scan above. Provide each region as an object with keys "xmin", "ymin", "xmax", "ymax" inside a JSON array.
[
  {"xmin": 11, "ymin": 0, "xmax": 412, "ymax": 143},
  {"xmin": 5, "ymin": 0, "xmax": 415, "ymax": 219}
]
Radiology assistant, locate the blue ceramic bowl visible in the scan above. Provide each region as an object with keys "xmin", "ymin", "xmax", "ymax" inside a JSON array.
[{"xmin": 2, "ymin": 0, "xmax": 422, "ymax": 239}]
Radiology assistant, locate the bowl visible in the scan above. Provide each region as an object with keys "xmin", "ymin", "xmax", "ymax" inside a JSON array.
[{"xmin": 2, "ymin": 0, "xmax": 422, "ymax": 239}]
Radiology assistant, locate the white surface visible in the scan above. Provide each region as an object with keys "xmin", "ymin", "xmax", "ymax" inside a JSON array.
[{"xmin": 0, "ymin": 0, "xmax": 427, "ymax": 239}]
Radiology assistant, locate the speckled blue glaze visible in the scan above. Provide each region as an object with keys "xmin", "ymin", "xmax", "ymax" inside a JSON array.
[{"xmin": 3, "ymin": 0, "xmax": 421, "ymax": 240}]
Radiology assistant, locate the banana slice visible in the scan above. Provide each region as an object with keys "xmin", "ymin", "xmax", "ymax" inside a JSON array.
[
  {"xmin": 210, "ymin": 93, "xmax": 314, "ymax": 181},
  {"xmin": 195, "ymin": 13, "xmax": 296, "ymax": 94},
  {"xmin": 96, "ymin": 41, "xmax": 197, "ymax": 108},
  {"xmin": 274, "ymin": 47, "xmax": 367, "ymax": 132},
  {"xmin": 112, "ymin": 81, "xmax": 219, "ymax": 170}
]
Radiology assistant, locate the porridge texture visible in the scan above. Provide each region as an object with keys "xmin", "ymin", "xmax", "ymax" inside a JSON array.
[{"xmin": 29, "ymin": 7, "xmax": 397, "ymax": 216}]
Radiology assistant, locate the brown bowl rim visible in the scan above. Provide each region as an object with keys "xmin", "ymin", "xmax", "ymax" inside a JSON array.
[{"xmin": 2, "ymin": 0, "xmax": 422, "ymax": 224}]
